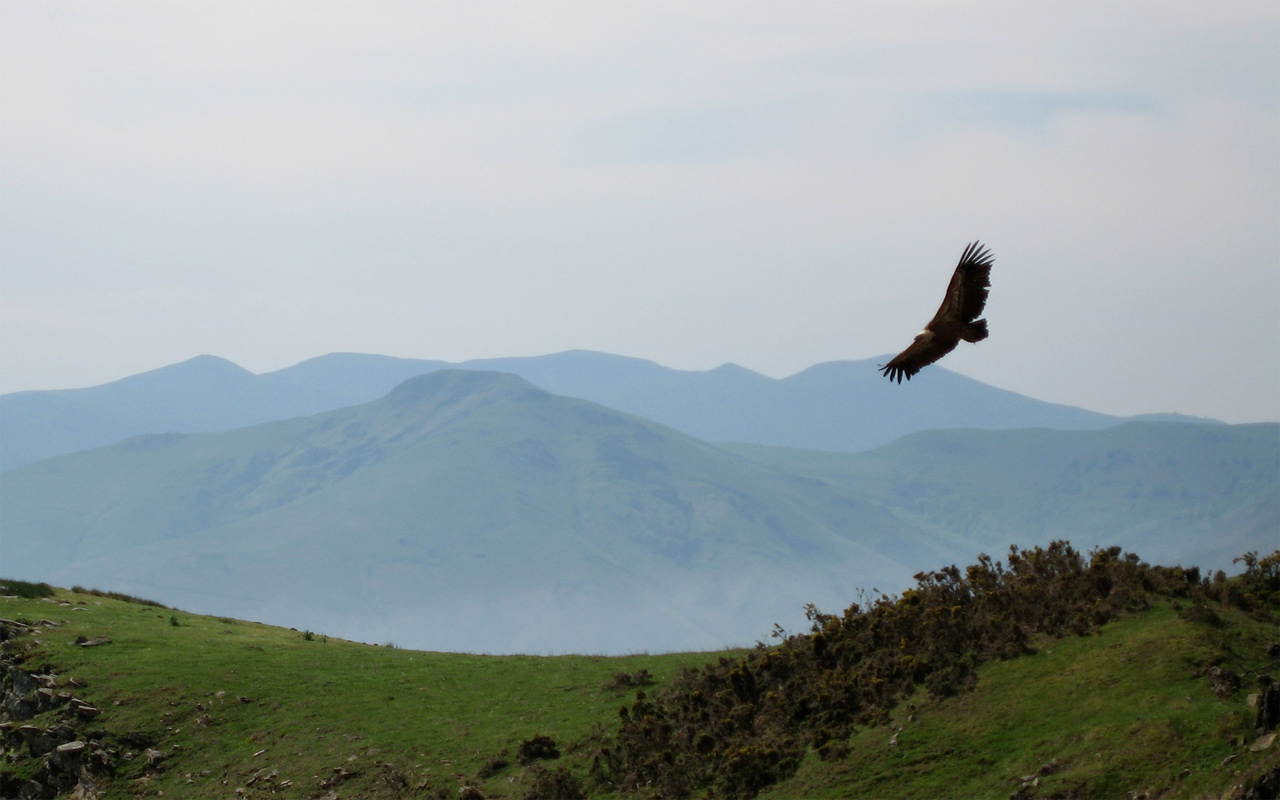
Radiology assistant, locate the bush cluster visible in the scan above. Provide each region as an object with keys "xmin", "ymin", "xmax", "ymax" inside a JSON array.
[
  {"xmin": 0, "ymin": 579, "xmax": 56, "ymax": 599},
  {"xmin": 1213, "ymin": 550, "xmax": 1280, "ymax": 613},
  {"xmin": 591, "ymin": 542, "xmax": 1260, "ymax": 799}
]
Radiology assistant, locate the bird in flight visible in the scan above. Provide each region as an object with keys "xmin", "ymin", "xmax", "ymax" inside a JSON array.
[{"xmin": 879, "ymin": 241, "xmax": 994, "ymax": 383}]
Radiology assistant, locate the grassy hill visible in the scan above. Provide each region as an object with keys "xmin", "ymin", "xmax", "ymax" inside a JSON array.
[{"xmin": 2, "ymin": 547, "xmax": 1277, "ymax": 799}]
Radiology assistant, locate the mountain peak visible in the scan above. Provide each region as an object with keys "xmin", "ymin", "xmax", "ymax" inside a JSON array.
[
  {"xmin": 381, "ymin": 368, "xmax": 541, "ymax": 411},
  {"xmin": 104, "ymin": 354, "xmax": 255, "ymax": 390}
]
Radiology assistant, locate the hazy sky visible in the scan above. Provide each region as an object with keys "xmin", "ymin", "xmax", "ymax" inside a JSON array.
[{"xmin": 2, "ymin": 2, "xmax": 1277, "ymax": 423}]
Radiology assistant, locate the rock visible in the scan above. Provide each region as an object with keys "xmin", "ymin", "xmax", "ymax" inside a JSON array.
[
  {"xmin": 1250, "ymin": 733, "xmax": 1277, "ymax": 752},
  {"xmin": 145, "ymin": 747, "xmax": 167, "ymax": 768},
  {"xmin": 1037, "ymin": 759, "xmax": 1065, "ymax": 776},
  {"xmin": 5, "ymin": 665, "xmax": 38, "ymax": 695},
  {"xmin": 18, "ymin": 723, "xmax": 75, "ymax": 756},
  {"xmin": 78, "ymin": 636, "xmax": 111, "ymax": 648},
  {"xmin": 50, "ymin": 740, "xmax": 87, "ymax": 769},
  {"xmin": 70, "ymin": 699, "xmax": 102, "ymax": 720},
  {"xmin": 1256, "ymin": 679, "xmax": 1279, "ymax": 733},
  {"xmin": 1208, "ymin": 666, "xmax": 1242, "ymax": 698}
]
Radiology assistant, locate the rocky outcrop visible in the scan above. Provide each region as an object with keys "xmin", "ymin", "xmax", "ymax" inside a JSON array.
[{"xmin": 0, "ymin": 620, "xmax": 134, "ymax": 799}]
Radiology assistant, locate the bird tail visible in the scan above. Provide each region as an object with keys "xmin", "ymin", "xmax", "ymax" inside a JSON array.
[{"xmin": 962, "ymin": 318, "xmax": 988, "ymax": 343}]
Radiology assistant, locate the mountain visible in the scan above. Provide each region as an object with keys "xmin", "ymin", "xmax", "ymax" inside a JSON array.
[
  {"xmin": 0, "ymin": 350, "xmax": 1217, "ymax": 471},
  {"xmin": 1, "ymin": 369, "xmax": 1272, "ymax": 654},
  {"xmin": 726, "ymin": 421, "xmax": 1280, "ymax": 573},
  {"xmin": 0, "ymin": 370, "xmax": 961, "ymax": 654},
  {"xmin": 0, "ymin": 353, "xmax": 444, "ymax": 471}
]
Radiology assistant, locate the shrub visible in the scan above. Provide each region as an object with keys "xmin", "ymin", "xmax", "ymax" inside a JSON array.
[
  {"xmin": 70, "ymin": 585, "xmax": 167, "ymax": 607},
  {"xmin": 516, "ymin": 735, "xmax": 560, "ymax": 765},
  {"xmin": 1234, "ymin": 550, "xmax": 1280, "ymax": 613},
  {"xmin": 592, "ymin": 541, "xmax": 1253, "ymax": 799},
  {"xmin": 0, "ymin": 579, "xmax": 56, "ymax": 599},
  {"xmin": 523, "ymin": 765, "xmax": 587, "ymax": 800},
  {"xmin": 604, "ymin": 668, "xmax": 654, "ymax": 691}
]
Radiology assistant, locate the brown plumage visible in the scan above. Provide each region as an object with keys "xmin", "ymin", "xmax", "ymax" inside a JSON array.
[{"xmin": 879, "ymin": 241, "xmax": 993, "ymax": 383}]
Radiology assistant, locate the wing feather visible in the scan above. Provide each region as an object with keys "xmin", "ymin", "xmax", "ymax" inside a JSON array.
[
  {"xmin": 929, "ymin": 241, "xmax": 993, "ymax": 326},
  {"xmin": 878, "ymin": 334, "xmax": 958, "ymax": 383}
]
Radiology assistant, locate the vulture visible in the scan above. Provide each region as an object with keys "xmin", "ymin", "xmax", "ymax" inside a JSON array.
[{"xmin": 879, "ymin": 241, "xmax": 994, "ymax": 383}]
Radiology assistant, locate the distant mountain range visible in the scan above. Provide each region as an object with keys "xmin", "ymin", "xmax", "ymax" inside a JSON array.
[
  {"xmin": 3, "ymin": 368, "xmax": 1272, "ymax": 654},
  {"xmin": 0, "ymin": 350, "xmax": 1216, "ymax": 472}
]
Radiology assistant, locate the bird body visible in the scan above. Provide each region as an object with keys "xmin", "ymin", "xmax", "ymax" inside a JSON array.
[{"xmin": 879, "ymin": 242, "xmax": 993, "ymax": 383}]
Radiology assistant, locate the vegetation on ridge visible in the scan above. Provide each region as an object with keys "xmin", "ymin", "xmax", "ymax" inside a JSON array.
[
  {"xmin": 1, "ymin": 544, "xmax": 1277, "ymax": 799},
  {"xmin": 590, "ymin": 543, "xmax": 1280, "ymax": 798}
]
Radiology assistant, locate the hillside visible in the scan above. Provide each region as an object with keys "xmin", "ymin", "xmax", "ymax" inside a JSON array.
[
  {"xmin": 1, "ymin": 370, "xmax": 1273, "ymax": 654},
  {"xmin": 1, "ymin": 349, "xmax": 1203, "ymax": 472},
  {"xmin": 726, "ymin": 421, "xmax": 1280, "ymax": 572},
  {"xmin": 1, "ymin": 370, "xmax": 957, "ymax": 654},
  {"xmin": 1, "ymin": 546, "xmax": 1276, "ymax": 800}
]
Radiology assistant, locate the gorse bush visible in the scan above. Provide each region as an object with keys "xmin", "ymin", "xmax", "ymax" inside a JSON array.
[{"xmin": 591, "ymin": 542, "xmax": 1269, "ymax": 799}]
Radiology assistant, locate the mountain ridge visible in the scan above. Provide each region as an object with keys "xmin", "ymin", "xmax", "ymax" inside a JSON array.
[{"xmin": 0, "ymin": 350, "xmax": 1219, "ymax": 471}]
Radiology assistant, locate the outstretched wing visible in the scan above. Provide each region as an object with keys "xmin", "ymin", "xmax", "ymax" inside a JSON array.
[
  {"xmin": 878, "ymin": 333, "xmax": 957, "ymax": 383},
  {"xmin": 929, "ymin": 241, "xmax": 993, "ymax": 327}
]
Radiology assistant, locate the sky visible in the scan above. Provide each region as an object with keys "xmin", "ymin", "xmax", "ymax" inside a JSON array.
[{"xmin": 2, "ymin": 1, "xmax": 1277, "ymax": 424}]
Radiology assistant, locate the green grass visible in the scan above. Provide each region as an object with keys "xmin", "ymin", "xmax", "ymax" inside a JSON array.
[
  {"xmin": 3, "ymin": 590, "xmax": 1275, "ymax": 799},
  {"xmin": 758, "ymin": 603, "xmax": 1278, "ymax": 799},
  {"xmin": 1, "ymin": 589, "xmax": 730, "ymax": 799}
]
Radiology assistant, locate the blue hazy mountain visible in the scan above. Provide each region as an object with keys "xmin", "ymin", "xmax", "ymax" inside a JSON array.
[
  {"xmin": 2, "ymin": 369, "xmax": 1271, "ymax": 654},
  {"xmin": 0, "ymin": 350, "xmax": 1215, "ymax": 471}
]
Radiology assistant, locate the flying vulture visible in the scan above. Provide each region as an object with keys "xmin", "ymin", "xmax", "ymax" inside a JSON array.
[{"xmin": 879, "ymin": 241, "xmax": 993, "ymax": 383}]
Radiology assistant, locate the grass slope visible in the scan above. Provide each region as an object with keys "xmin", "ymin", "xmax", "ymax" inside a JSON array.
[
  {"xmin": 1, "ymin": 587, "xmax": 731, "ymax": 799},
  {"xmin": 3, "ymin": 581, "xmax": 1276, "ymax": 799},
  {"xmin": 762, "ymin": 603, "xmax": 1276, "ymax": 799}
]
